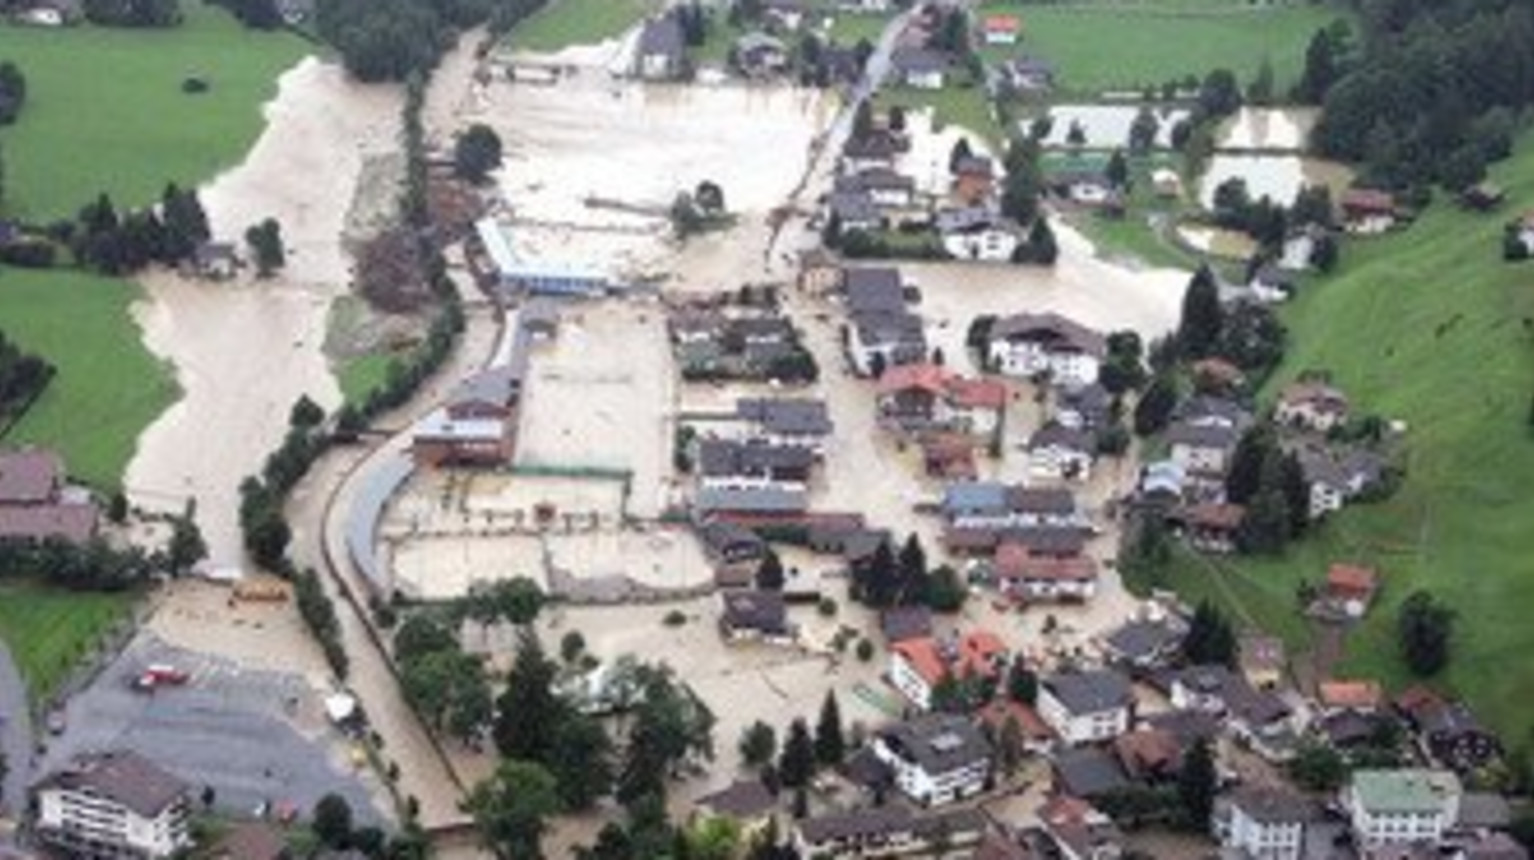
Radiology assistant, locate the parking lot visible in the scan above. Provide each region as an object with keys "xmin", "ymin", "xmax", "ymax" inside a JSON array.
[{"xmin": 39, "ymin": 635, "xmax": 388, "ymax": 826}]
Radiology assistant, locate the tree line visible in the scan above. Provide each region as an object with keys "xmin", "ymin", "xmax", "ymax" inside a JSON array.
[
  {"xmin": 314, "ymin": 0, "xmax": 553, "ymax": 82},
  {"xmin": 0, "ymin": 328, "xmax": 53, "ymax": 425},
  {"xmin": 1309, "ymin": 0, "xmax": 1534, "ymax": 192}
]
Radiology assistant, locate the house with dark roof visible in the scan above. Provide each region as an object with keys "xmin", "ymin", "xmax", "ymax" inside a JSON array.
[
  {"xmin": 35, "ymin": 750, "xmax": 191, "ymax": 859},
  {"xmin": 737, "ymin": 397, "xmax": 834, "ymax": 452},
  {"xmin": 872, "ymin": 713, "xmax": 994, "ymax": 805},
  {"xmin": 719, "ymin": 590, "xmax": 792, "ymax": 642},
  {"xmin": 993, "ymin": 542, "xmax": 1098, "ymax": 603},
  {"xmin": 841, "ymin": 130, "xmax": 906, "ymax": 172},
  {"xmin": 1037, "ymin": 669, "xmax": 1134, "ymax": 745},
  {"xmin": 696, "ymin": 439, "xmax": 815, "ymax": 491},
  {"xmin": 987, "ymin": 312, "xmax": 1105, "ymax": 386},
  {"xmin": 1099, "ymin": 612, "xmax": 1187, "ymax": 671},
  {"xmin": 941, "ymin": 483, "xmax": 1079, "ymax": 530},
  {"xmin": 697, "ymin": 521, "xmax": 767, "ymax": 567},
  {"xmin": 828, "ymin": 189, "xmax": 884, "ymax": 233},
  {"xmin": 1276, "ymin": 380, "xmax": 1350, "ymax": 433},
  {"xmin": 1051, "ymin": 747, "xmax": 1130, "ymax": 799},
  {"xmin": 1214, "ymin": 786, "xmax": 1312, "ymax": 860},
  {"xmin": 891, "ymin": 46, "xmax": 951, "ymax": 89},
  {"xmin": 1026, "ymin": 421, "xmax": 1094, "ymax": 482},
  {"xmin": 1165, "ymin": 420, "xmax": 1240, "ymax": 479},
  {"xmin": 694, "ymin": 779, "xmax": 776, "ymax": 835},
  {"xmin": 1038, "ymin": 794, "xmax": 1124, "ymax": 858},
  {"xmin": 635, "ymin": 12, "xmax": 686, "ymax": 80},
  {"xmin": 412, "ymin": 365, "xmax": 521, "ymax": 467},
  {"xmin": 1173, "ymin": 502, "xmax": 1246, "ymax": 554},
  {"xmin": 1396, "ymin": 688, "xmax": 1501, "ymax": 774},
  {"xmin": 1055, "ymin": 382, "xmax": 1110, "ymax": 431},
  {"xmin": 838, "ymin": 166, "xmax": 917, "ymax": 210},
  {"xmin": 848, "ymin": 310, "xmax": 926, "ymax": 377},
  {"xmin": 880, "ymin": 605, "xmax": 933, "ymax": 643},
  {"xmin": 695, "ymin": 485, "xmax": 808, "ymax": 518},
  {"xmin": 1296, "ymin": 443, "xmax": 1385, "ymax": 520}
]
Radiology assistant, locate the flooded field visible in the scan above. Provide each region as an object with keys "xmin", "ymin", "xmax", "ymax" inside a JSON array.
[
  {"xmin": 1198, "ymin": 153, "xmax": 1352, "ymax": 209},
  {"xmin": 469, "ymin": 72, "xmax": 834, "ymax": 285},
  {"xmin": 1213, "ymin": 106, "xmax": 1318, "ymax": 152},
  {"xmin": 126, "ymin": 58, "xmax": 402, "ymax": 567},
  {"xmin": 1033, "ymin": 103, "xmax": 1189, "ymax": 150},
  {"xmin": 1178, "ymin": 223, "xmax": 1259, "ymax": 260}
]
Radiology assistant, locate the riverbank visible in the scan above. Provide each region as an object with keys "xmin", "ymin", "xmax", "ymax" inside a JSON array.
[{"xmin": 126, "ymin": 57, "xmax": 403, "ymax": 567}]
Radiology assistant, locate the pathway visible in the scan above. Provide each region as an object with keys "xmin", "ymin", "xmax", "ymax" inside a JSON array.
[{"xmin": 0, "ymin": 640, "xmax": 31, "ymax": 823}]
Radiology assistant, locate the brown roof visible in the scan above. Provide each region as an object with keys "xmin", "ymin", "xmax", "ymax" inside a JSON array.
[
  {"xmin": 0, "ymin": 449, "xmax": 61, "ymax": 504},
  {"xmin": 990, "ymin": 312, "xmax": 1106, "ymax": 358},
  {"xmin": 995, "ymin": 544, "xmax": 1097, "ymax": 583},
  {"xmin": 878, "ymin": 361, "xmax": 951, "ymax": 397},
  {"xmin": 1279, "ymin": 380, "xmax": 1349, "ymax": 415},
  {"xmin": 1113, "ymin": 728, "xmax": 1181, "ymax": 776},
  {"xmin": 1341, "ymin": 188, "xmax": 1396, "ymax": 214},
  {"xmin": 38, "ymin": 750, "xmax": 188, "ymax": 818},
  {"xmin": 1327, "ymin": 563, "xmax": 1378, "ymax": 599},
  {"xmin": 1320, "ymin": 679, "xmax": 1384, "ymax": 711},
  {"xmin": 1183, "ymin": 502, "xmax": 1245, "ymax": 531},
  {"xmin": 1190, "ymin": 357, "xmax": 1245, "ymax": 387},
  {"xmin": 213, "ymin": 822, "xmax": 290, "ymax": 860},
  {"xmin": 979, "ymin": 699, "xmax": 1054, "ymax": 741},
  {"xmin": 0, "ymin": 503, "xmax": 98, "ymax": 544},
  {"xmin": 945, "ymin": 377, "xmax": 1007, "ymax": 410}
]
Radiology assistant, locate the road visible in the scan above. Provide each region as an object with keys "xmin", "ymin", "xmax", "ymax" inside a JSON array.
[
  {"xmin": 285, "ymin": 300, "xmax": 503, "ymax": 838},
  {"xmin": 0, "ymin": 640, "xmax": 32, "ymax": 824}
]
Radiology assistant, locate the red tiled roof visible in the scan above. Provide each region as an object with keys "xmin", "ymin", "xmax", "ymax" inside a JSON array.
[
  {"xmin": 945, "ymin": 377, "xmax": 1007, "ymax": 410},
  {"xmin": 1319, "ymin": 679, "xmax": 1383, "ymax": 711},
  {"xmin": 983, "ymin": 13, "xmax": 1020, "ymax": 32},
  {"xmin": 1327, "ymin": 563, "xmax": 1378, "ymax": 598},
  {"xmin": 979, "ymin": 698, "xmax": 1054, "ymax": 740},
  {"xmin": 996, "ymin": 547, "xmax": 1097, "ymax": 583},
  {"xmin": 877, "ymin": 362, "xmax": 951, "ymax": 397},
  {"xmin": 891, "ymin": 637, "xmax": 948, "ymax": 685},
  {"xmin": 1341, "ymin": 188, "xmax": 1396, "ymax": 214},
  {"xmin": 959, "ymin": 630, "xmax": 1008, "ymax": 677}
]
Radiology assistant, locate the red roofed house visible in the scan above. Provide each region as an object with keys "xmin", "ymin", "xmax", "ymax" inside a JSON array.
[
  {"xmin": 889, "ymin": 630, "xmax": 1009, "ymax": 711},
  {"xmin": 876, "ymin": 363, "xmax": 1005, "ymax": 436},
  {"xmin": 981, "ymin": 13, "xmax": 1020, "ymax": 45},
  {"xmin": 1326, "ymin": 563, "xmax": 1379, "ymax": 617},
  {"xmin": 978, "ymin": 698, "xmax": 1055, "ymax": 753},
  {"xmin": 1340, "ymin": 188, "xmax": 1397, "ymax": 233},
  {"xmin": 1319, "ymin": 679, "xmax": 1384, "ymax": 714},
  {"xmin": 920, "ymin": 433, "xmax": 978, "ymax": 480},
  {"xmin": 994, "ymin": 541, "xmax": 1098, "ymax": 603},
  {"xmin": 0, "ymin": 448, "xmax": 98, "ymax": 545}
]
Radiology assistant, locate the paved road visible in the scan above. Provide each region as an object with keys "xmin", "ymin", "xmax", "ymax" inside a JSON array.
[
  {"xmin": 0, "ymin": 641, "xmax": 32, "ymax": 821},
  {"xmin": 286, "ymin": 301, "xmax": 503, "ymax": 835},
  {"xmin": 38, "ymin": 636, "xmax": 381, "ymax": 825}
]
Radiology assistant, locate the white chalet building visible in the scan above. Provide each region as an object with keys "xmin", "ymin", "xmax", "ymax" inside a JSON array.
[
  {"xmin": 1037, "ymin": 669, "xmax": 1134, "ymax": 745},
  {"xmin": 871, "ymin": 714, "xmax": 994, "ymax": 806},
  {"xmin": 987, "ymin": 312, "xmax": 1106, "ymax": 386},
  {"xmin": 1345, "ymin": 769, "xmax": 1462, "ymax": 850},
  {"xmin": 34, "ymin": 750, "xmax": 192, "ymax": 860}
]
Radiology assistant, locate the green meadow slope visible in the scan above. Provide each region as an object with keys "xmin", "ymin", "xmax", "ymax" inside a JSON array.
[{"xmin": 1150, "ymin": 133, "xmax": 1534, "ymax": 740}]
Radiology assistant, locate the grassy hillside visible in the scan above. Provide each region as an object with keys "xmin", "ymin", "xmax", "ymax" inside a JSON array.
[
  {"xmin": 0, "ymin": 271, "xmax": 177, "ymax": 490},
  {"xmin": 1148, "ymin": 133, "xmax": 1534, "ymax": 740},
  {"xmin": 0, "ymin": 580, "xmax": 132, "ymax": 699},
  {"xmin": 0, "ymin": 2, "xmax": 307, "ymax": 219},
  {"xmin": 504, "ymin": 0, "xmax": 658, "ymax": 53},
  {"xmin": 995, "ymin": 0, "xmax": 1341, "ymax": 96}
]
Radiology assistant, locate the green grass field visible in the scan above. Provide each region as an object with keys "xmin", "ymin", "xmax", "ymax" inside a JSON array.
[
  {"xmin": 505, "ymin": 0, "xmax": 658, "ymax": 53},
  {"xmin": 1146, "ymin": 132, "xmax": 1534, "ymax": 740},
  {"xmin": 878, "ymin": 84, "xmax": 1003, "ymax": 150},
  {"xmin": 336, "ymin": 352, "xmax": 396, "ymax": 406},
  {"xmin": 0, "ymin": 2, "xmax": 307, "ymax": 219},
  {"xmin": 0, "ymin": 580, "xmax": 132, "ymax": 700},
  {"xmin": 0, "ymin": 270, "xmax": 177, "ymax": 490},
  {"xmin": 990, "ymin": 0, "xmax": 1342, "ymax": 96}
]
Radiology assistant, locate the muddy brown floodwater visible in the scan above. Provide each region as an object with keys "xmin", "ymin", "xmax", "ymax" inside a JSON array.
[{"xmin": 126, "ymin": 57, "xmax": 403, "ymax": 569}]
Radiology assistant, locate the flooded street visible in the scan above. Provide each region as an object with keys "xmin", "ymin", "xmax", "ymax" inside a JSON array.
[{"xmin": 125, "ymin": 58, "xmax": 403, "ymax": 567}]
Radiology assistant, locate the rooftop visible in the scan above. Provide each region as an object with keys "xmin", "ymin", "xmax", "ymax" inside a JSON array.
[
  {"xmin": 0, "ymin": 448, "xmax": 62, "ymax": 504},
  {"xmin": 1350, "ymin": 768, "xmax": 1461, "ymax": 815},
  {"xmin": 37, "ymin": 750, "xmax": 188, "ymax": 819},
  {"xmin": 1043, "ymin": 668, "xmax": 1132, "ymax": 715},
  {"xmin": 878, "ymin": 712, "xmax": 993, "ymax": 775},
  {"xmin": 990, "ymin": 311, "xmax": 1105, "ymax": 357}
]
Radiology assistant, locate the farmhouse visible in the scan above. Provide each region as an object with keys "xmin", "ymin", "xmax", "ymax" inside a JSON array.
[
  {"xmin": 987, "ymin": 312, "xmax": 1105, "ymax": 385},
  {"xmin": 936, "ymin": 208, "xmax": 1018, "ymax": 261},
  {"xmin": 1295, "ymin": 443, "xmax": 1384, "ymax": 519},
  {"xmin": 1165, "ymin": 420, "xmax": 1240, "ymax": 479},
  {"xmin": 994, "ymin": 543, "xmax": 1098, "ymax": 603},
  {"xmin": 1275, "ymin": 380, "xmax": 1350, "ymax": 432},
  {"xmin": 412, "ymin": 365, "xmax": 520, "ymax": 467},
  {"xmin": 0, "ymin": 448, "xmax": 98, "ymax": 545},
  {"xmin": 888, "ymin": 630, "xmax": 1008, "ymax": 711},
  {"xmin": 697, "ymin": 439, "xmax": 815, "ymax": 491},
  {"xmin": 719, "ymin": 590, "xmax": 792, "ymax": 643},
  {"xmin": 1340, "ymin": 188, "xmax": 1398, "ymax": 233},
  {"xmin": 1325, "ymin": 562, "xmax": 1379, "ymax": 617},
  {"xmin": 875, "ymin": 363, "xmax": 1004, "ymax": 435},
  {"xmin": 952, "ymin": 156, "xmax": 997, "ymax": 203},
  {"xmin": 1397, "ymin": 687, "xmax": 1502, "ymax": 773},
  {"xmin": 1099, "ymin": 612, "xmax": 1187, "ymax": 670},
  {"xmin": 1176, "ymin": 502, "xmax": 1245, "ymax": 554},
  {"xmin": 1026, "ymin": 421, "xmax": 1094, "ymax": 482},
  {"xmin": 34, "ymin": 750, "xmax": 192, "ymax": 859},
  {"xmin": 736, "ymin": 398, "xmax": 834, "ymax": 452}
]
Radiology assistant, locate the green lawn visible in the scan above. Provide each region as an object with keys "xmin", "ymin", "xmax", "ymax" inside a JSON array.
[
  {"xmin": 0, "ymin": 580, "xmax": 133, "ymax": 700},
  {"xmin": 336, "ymin": 352, "xmax": 397, "ymax": 406},
  {"xmin": 0, "ymin": 2, "xmax": 308, "ymax": 220},
  {"xmin": 878, "ymin": 84, "xmax": 1003, "ymax": 150},
  {"xmin": 504, "ymin": 0, "xmax": 659, "ymax": 53},
  {"xmin": 994, "ymin": 0, "xmax": 1343, "ymax": 96},
  {"xmin": 0, "ymin": 270, "xmax": 177, "ymax": 490},
  {"xmin": 826, "ymin": 10, "xmax": 892, "ymax": 45},
  {"xmin": 1144, "ymin": 131, "xmax": 1534, "ymax": 740}
]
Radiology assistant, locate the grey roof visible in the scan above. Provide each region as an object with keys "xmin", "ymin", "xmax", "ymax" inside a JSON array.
[
  {"xmin": 881, "ymin": 606, "xmax": 933, "ymax": 642},
  {"xmin": 1042, "ymin": 669, "xmax": 1133, "ymax": 715},
  {"xmin": 1459, "ymin": 792, "xmax": 1512, "ymax": 829},
  {"xmin": 1104, "ymin": 618, "xmax": 1186, "ymax": 661},
  {"xmin": 1028, "ymin": 422, "xmax": 1093, "ymax": 453},
  {"xmin": 830, "ymin": 189, "xmax": 881, "ymax": 224},
  {"xmin": 990, "ymin": 312, "xmax": 1106, "ymax": 357},
  {"xmin": 37, "ymin": 750, "xmax": 188, "ymax": 818},
  {"xmin": 698, "ymin": 520, "xmax": 765, "ymax": 554},
  {"xmin": 943, "ymin": 481, "xmax": 1008, "ymax": 516},
  {"xmin": 1007, "ymin": 486, "xmax": 1075, "ymax": 515},
  {"xmin": 737, "ymin": 397, "xmax": 833, "ymax": 436},
  {"xmin": 1143, "ymin": 709, "xmax": 1220, "ymax": 744},
  {"xmin": 0, "ymin": 448, "xmax": 61, "ymax": 504},
  {"xmin": 798, "ymin": 805, "xmax": 911, "ymax": 843},
  {"xmin": 1057, "ymin": 382, "xmax": 1110, "ymax": 417},
  {"xmin": 838, "ymin": 167, "xmax": 915, "ymax": 194},
  {"xmin": 696, "ymin": 779, "xmax": 776, "ymax": 818},
  {"xmin": 519, "ymin": 298, "xmax": 560, "ymax": 332},
  {"xmin": 1171, "ymin": 664, "xmax": 1239, "ymax": 696},
  {"xmin": 1053, "ymin": 747, "xmax": 1129, "ymax": 798},
  {"xmin": 998, "ymin": 525, "xmax": 1088, "ymax": 557},
  {"xmin": 934, "ymin": 206, "xmax": 998, "ymax": 233},
  {"xmin": 1229, "ymin": 683, "xmax": 1291, "ymax": 727},
  {"xmin": 697, "ymin": 439, "xmax": 815, "ymax": 477},
  {"xmin": 1173, "ymin": 395, "xmax": 1251, "ymax": 427},
  {"xmin": 449, "ymin": 365, "xmax": 520, "ymax": 409},
  {"xmin": 1229, "ymin": 786, "xmax": 1312, "ymax": 824},
  {"xmin": 695, "ymin": 486, "xmax": 807, "ymax": 514},
  {"xmin": 1295, "ymin": 444, "xmax": 1384, "ymax": 491},
  {"xmin": 892, "ymin": 46, "xmax": 951, "ymax": 75},
  {"xmin": 720, "ymin": 590, "xmax": 788, "ymax": 634},
  {"xmin": 1165, "ymin": 420, "xmax": 1239, "ymax": 451},
  {"xmin": 843, "ymin": 266, "xmax": 905, "ymax": 315},
  {"xmin": 638, "ymin": 13, "xmax": 684, "ymax": 59},
  {"xmin": 878, "ymin": 713, "xmax": 993, "ymax": 775},
  {"xmin": 1455, "ymin": 833, "xmax": 1530, "ymax": 860},
  {"xmin": 854, "ymin": 311, "xmax": 926, "ymax": 349},
  {"xmin": 843, "ymin": 132, "xmax": 903, "ymax": 162}
]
